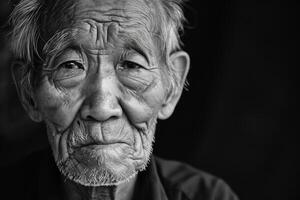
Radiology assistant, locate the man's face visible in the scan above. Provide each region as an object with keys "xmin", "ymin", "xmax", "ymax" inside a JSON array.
[{"xmin": 32, "ymin": 0, "xmax": 169, "ymax": 186}]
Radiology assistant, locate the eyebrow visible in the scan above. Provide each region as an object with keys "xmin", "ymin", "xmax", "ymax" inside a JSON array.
[
  {"xmin": 124, "ymin": 40, "xmax": 151, "ymax": 64},
  {"xmin": 120, "ymin": 33, "xmax": 155, "ymax": 66}
]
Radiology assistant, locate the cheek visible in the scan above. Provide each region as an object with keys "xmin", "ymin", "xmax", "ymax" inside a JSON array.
[
  {"xmin": 120, "ymin": 78, "xmax": 166, "ymax": 127},
  {"xmin": 34, "ymin": 78, "xmax": 83, "ymax": 132}
]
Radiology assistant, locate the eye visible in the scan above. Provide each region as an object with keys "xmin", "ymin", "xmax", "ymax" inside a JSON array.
[
  {"xmin": 59, "ymin": 60, "xmax": 84, "ymax": 70},
  {"xmin": 52, "ymin": 60, "xmax": 85, "ymax": 83},
  {"xmin": 117, "ymin": 60, "xmax": 144, "ymax": 71}
]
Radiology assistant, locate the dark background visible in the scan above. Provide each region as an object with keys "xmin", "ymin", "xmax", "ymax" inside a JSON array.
[{"xmin": 0, "ymin": 0, "xmax": 298, "ymax": 199}]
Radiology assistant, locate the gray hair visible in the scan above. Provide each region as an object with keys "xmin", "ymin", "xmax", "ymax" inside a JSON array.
[{"xmin": 9, "ymin": 0, "xmax": 187, "ymax": 93}]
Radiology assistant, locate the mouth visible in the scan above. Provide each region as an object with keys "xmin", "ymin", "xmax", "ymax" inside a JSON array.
[
  {"xmin": 77, "ymin": 142, "xmax": 128, "ymax": 150},
  {"xmin": 70, "ymin": 140, "xmax": 132, "ymax": 154},
  {"xmin": 70, "ymin": 142, "xmax": 130, "ymax": 167}
]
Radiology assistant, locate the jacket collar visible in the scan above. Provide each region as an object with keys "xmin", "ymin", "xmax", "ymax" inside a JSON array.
[{"xmin": 133, "ymin": 156, "xmax": 168, "ymax": 200}]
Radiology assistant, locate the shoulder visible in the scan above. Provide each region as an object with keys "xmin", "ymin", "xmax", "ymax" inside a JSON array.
[{"xmin": 153, "ymin": 156, "xmax": 239, "ymax": 200}]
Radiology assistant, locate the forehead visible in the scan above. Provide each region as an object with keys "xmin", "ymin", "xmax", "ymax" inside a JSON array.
[
  {"xmin": 76, "ymin": 0, "xmax": 154, "ymax": 19},
  {"xmin": 42, "ymin": 0, "xmax": 162, "ymax": 58},
  {"xmin": 76, "ymin": 0, "xmax": 155, "ymax": 48},
  {"xmin": 78, "ymin": 0, "xmax": 150, "ymax": 10},
  {"xmin": 43, "ymin": 0, "xmax": 158, "ymax": 39}
]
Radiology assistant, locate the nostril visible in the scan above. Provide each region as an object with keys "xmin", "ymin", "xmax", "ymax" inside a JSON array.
[
  {"xmin": 86, "ymin": 115, "xmax": 95, "ymax": 121},
  {"xmin": 80, "ymin": 97, "xmax": 122, "ymax": 122},
  {"xmin": 84, "ymin": 114, "xmax": 119, "ymax": 122},
  {"xmin": 109, "ymin": 116, "xmax": 119, "ymax": 121}
]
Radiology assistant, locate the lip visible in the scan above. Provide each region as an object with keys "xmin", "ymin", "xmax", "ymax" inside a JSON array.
[
  {"xmin": 71, "ymin": 142, "xmax": 130, "ymax": 167},
  {"xmin": 74, "ymin": 141, "xmax": 129, "ymax": 150}
]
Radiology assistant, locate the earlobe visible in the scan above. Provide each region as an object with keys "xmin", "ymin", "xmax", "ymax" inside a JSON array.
[
  {"xmin": 11, "ymin": 61, "xmax": 43, "ymax": 122},
  {"xmin": 158, "ymin": 51, "xmax": 190, "ymax": 120}
]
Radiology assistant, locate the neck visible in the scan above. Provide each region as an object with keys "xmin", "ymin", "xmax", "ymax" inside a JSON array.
[{"xmin": 62, "ymin": 176, "xmax": 137, "ymax": 200}]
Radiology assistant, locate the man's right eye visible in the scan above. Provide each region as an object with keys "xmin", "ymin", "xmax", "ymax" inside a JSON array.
[
  {"xmin": 52, "ymin": 60, "xmax": 86, "ymax": 87},
  {"xmin": 58, "ymin": 61, "xmax": 84, "ymax": 70}
]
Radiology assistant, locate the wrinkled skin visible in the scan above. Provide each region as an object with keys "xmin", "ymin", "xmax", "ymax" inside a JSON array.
[
  {"xmin": 36, "ymin": 0, "xmax": 167, "ymax": 187},
  {"xmin": 14, "ymin": 0, "xmax": 189, "ymax": 199}
]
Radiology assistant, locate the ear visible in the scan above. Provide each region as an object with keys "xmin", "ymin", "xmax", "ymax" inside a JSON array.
[
  {"xmin": 11, "ymin": 61, "xmax": 43, "ymax": 122},
  {"xmin": 158, "ymin": 51, "xmax": 190, "ymax": 120}
]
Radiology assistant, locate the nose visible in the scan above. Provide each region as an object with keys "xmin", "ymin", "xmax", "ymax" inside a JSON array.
[{"xmin": 80, "ymin": 72, "xmax": 122, "ymax": 122}]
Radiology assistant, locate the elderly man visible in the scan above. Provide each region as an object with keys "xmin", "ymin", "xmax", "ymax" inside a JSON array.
[{"xmin": 3, "ymin": 0, "xmax": 239, "ymax": 199}]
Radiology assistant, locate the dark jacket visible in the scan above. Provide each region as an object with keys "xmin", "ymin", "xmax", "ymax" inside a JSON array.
[{"xmin": 0, "ymin": 148, "xmax": 239, "ymax": 200}]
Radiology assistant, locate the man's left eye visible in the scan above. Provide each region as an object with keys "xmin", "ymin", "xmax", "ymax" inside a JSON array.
[{"xmin": 117, "ymin": 61, "xmax": 144, "ymax": 71}]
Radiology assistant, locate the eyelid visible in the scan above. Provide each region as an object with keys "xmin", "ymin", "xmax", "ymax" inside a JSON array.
[
  {"xmin": 53, "ymin": 49, "xmax": 85, "ymax": 69},
  {"xmin": 52, "ymin": 60, "xmax": 86, "ymax": 83},
  {"xmin": 119, "ymin": 60, "xmax": 145, "ymax": 70},
  {"xmin": 58, "ymin": 60, "xmax": 84, "ymax": 68},
  {"xmin": 130, "ymin": 47, "xmax": 150, "ymax": 64},
  {"xmin": 120, "ymin": 50, "xmax": 149, "ymax": 68}
]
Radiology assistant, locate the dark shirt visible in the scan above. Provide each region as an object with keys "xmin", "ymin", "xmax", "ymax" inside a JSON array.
[{"xmin": 0, "ymin": 149, "xmax": 239, "ymax": 200}]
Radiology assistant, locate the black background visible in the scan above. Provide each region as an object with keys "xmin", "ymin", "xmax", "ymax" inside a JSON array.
[{"xmin": 0, "ymin": 0, "xmax": 298, "ymax": 199}]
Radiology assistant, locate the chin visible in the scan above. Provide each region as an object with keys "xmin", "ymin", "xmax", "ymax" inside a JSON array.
[
  {"xmin": 46, "ymin": 117, "xmax": 157, "ymax": 186},
  {"xmin": 56, "ymin": 142, "xmax": 152, "ymax": 186},
  {"xmin": 52, "ymin": 130, "xmax": 154, "ymax": 186}
]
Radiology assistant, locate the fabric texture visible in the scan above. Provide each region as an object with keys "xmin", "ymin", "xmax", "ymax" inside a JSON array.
[{"xmin": 0, "ymin": 148, "xmax": 239, "ymax": 200}]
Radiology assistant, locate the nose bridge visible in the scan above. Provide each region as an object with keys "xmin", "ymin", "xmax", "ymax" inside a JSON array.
[
  {"xmin": 81, "ymin": 61, "xmax": 121, "ymax": 122},
  {"xmin": 91, "ymin": 65, "xmax": 114, "ymax": 95},
  {"xmin": 90, "ymin": 75, "xmax": 116, "ymax": 109}
]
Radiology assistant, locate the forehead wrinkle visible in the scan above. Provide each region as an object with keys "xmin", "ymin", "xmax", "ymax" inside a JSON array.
[
  {"xmin": 73, "ymin": 18, "xmax": 155, "ymax": 64},
  {"xmin": 74, "ymin": 0, "xmax": 157, "ymax": 33},
  {"xmin": 41, "ymin": 0, "xmax": 160, "ymax": 42},
  {"xmin": 75, "ymin": 20, "xmax": 122, "ymax": 52},
  {"xmin": 118, "ymin": 33, "xmax": 154, "ymax": 65},
  {"xmin": 42, "ymin": 0, "xmax": 162, "ymax": 65},
  {"xmin": 76, "ymin": 8, "xmax": 129, "ymax": 23},
  {"xmin": 126, "ymin": 0, "xmax": 159, "ymax": 31},
  {"xmin": 120, "ymin": 0, "xmax": 163, "ymax": 63},
  {"xmin": 79, "ymin": 0, "xmax": 128, "ymax": 9}
]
